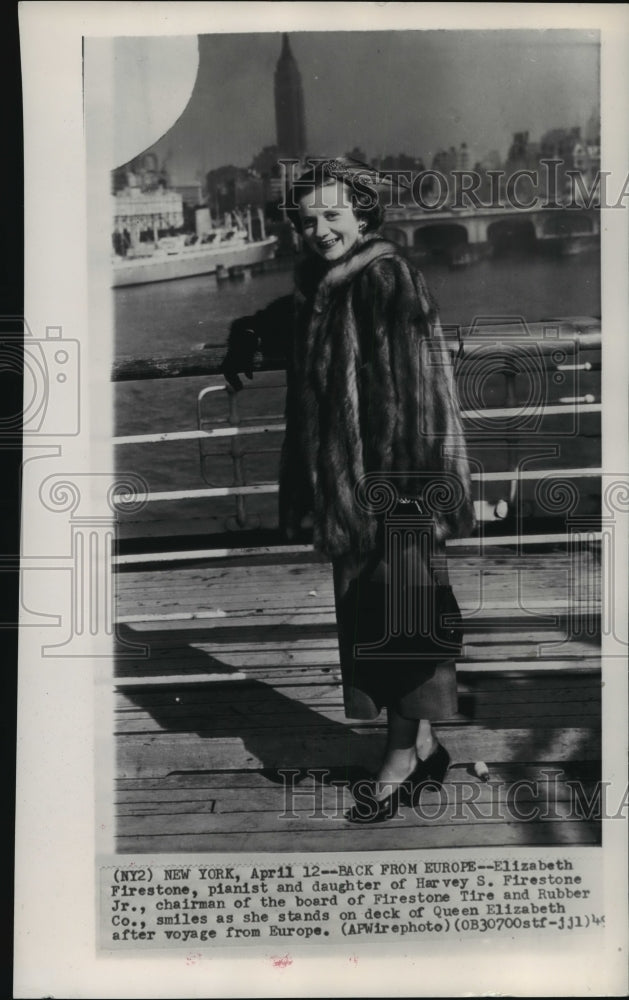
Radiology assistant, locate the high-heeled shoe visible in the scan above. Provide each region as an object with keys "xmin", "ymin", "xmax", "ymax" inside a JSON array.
[
  {"xmin": 345, "ymin": 758, "xmax": 431, "ymax": 825},
  {"xmin": 410, "ymin": 741, "xmax": 450, "ymax": 790},
  {"xmin": 345, "ymin": 781, "xmax": 405, "ymax": 824}
]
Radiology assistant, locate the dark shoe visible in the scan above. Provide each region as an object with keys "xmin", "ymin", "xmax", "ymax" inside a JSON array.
[
  {"xmin": 412, "ymin": 742, "xmax": 451, "ymax": 790},
  {"xmin": 345, "ymin": 776, "xmax": 411, "ymax": 824},
  {"xmin": 345, "ymin": 753, "xmax": 440, "ymax": 824},
  {"xmin": 345, "ymin": 746, "xmax": 451, "ymax": 822}
]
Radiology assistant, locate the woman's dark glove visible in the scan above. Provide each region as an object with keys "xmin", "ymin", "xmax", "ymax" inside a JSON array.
[{"xmin": 220, "ymin": 318, "xmax": 259, "ymax": 391}]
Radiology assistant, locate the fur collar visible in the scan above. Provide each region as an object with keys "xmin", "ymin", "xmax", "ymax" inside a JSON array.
[{"xmin": 294, "ymin": 236, "xmax": 397, "ymax": 302}]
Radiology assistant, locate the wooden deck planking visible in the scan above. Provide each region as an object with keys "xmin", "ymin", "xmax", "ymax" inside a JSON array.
[
  {"xmin": 117, "ymin": 761, "xmax": 601, "ymax": 790},
  {"xmin": 116, "ymin": 822, "xmax": 601, "ymax": 854},
  {"xmin": 115, "ymin": 791, "xmax": 597, "ymax": 825},
  {"xmin": 117, "ymin": 727, "xmax": 600, "ymax": 779},
  {"xmin": 116, "ymin": 780, "xmax": 599, "ymax": 818},
  {"xmin": 116, "ymin": 694, "xmax": 600, "ymax": 721},
  {"xmin": 116, "ymin": 770, "xmax": 601, "ymax": 852},
  {"xmin": 114, "ymin": 672, "xmax": 600, "ymax": 704},
  {"xmin": 116, "ymin": 551, "xmax": 600, "ymax": 608},
  {"xmin": 113, "ymin": 548, "xmax": 601, "ymax": 851}
]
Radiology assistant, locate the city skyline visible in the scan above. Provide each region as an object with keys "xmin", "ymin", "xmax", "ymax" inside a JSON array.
[{"xmin": 136, "ymin": 30, "xmax": 599, "ymax": 186}]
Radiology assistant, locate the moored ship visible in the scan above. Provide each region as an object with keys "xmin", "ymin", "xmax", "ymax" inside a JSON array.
[
  {"xmin": 111, "ymin": 172, "xmax": 278, "ymax": 287},
  {"xmin": 112, "ymin": 231, "xmax": 278, "ymax": 287}
]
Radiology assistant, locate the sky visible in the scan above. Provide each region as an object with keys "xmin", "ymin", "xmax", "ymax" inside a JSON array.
[{"xmin": 128, "ymin": 29, "xmax": 600, "ymax": 185}]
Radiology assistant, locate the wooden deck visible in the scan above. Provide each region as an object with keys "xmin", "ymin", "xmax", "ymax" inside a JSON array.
[{"xmin": 113, "ymin": 544, "xmax": 602, "ymax": 853}]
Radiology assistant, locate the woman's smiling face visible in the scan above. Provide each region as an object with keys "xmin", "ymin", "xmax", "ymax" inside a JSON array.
[{"xmin": 297, "ymin": 180, "xmax": 363, "ymax": 262}]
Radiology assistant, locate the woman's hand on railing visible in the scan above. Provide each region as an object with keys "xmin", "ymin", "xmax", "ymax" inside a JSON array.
[{"xmin": 220, "ymin": 319, "xmax": 259, "ymax": 391}]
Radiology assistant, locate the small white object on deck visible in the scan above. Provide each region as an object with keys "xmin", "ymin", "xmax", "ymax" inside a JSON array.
[{"xmin": 474, "ymin": 761, "xmax": 491, "ymax": 782}]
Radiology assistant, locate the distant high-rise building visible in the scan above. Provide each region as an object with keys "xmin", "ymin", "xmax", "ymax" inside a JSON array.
[
  {"xmin": 585, "ymin": 108, "xmax": 600, "ymax": 147},
  {"xmin": 274, "ymin": 34, "xmax": 307, "ymax": 161},
  {"xmin": 457, "ymin": 142, "xmax": 473, "ymax": 171}
]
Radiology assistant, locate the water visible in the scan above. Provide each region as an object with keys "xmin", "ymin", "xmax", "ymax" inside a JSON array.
[
  {"xmin": 114, "ymin": 248, "xmax": 600, "ymax": 538},
  {"xmin": 115, "ymin": 249, "xmax": 600, "ymax": 359},
  {"xmin": 115, "ymin": 267, "xmax": 294, "ymax": 359}
]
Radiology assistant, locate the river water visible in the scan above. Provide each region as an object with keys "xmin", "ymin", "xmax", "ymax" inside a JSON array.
[
  {"xmin": 115, "ymin": 248, "xmax": 600, "ymax": 358},
  {"xmin": 114, "ymin": 247, "xmax": 600, "ymax": 539}
]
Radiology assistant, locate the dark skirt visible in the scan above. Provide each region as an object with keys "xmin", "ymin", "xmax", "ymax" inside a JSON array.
[{"xmin": 332, "ymin": 530, "xmax": 459, "ymax": 721}]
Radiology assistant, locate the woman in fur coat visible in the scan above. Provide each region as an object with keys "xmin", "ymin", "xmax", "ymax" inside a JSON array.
[{"xmin": 222, "ymin": 158, "xmax": 475, "ymax": 822}]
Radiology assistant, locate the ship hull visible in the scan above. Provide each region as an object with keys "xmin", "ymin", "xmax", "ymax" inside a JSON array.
[{"xmin": 112, "ymin": 237, "xmax": 278, "ymax": 288}]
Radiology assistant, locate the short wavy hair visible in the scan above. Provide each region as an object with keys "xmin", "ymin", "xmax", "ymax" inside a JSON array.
[{"xmin": 285, "ymin": 157, "xmax": 385, "ymax": 235}]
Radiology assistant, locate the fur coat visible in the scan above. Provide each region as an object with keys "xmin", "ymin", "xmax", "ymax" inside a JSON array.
[{"xmin": 226, "ymin": 237, "xmax": 475, "ymax": 559}]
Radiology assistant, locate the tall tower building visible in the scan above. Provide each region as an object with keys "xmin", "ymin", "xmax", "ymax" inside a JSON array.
[{"xmin": 274, "ymin": 34, "xmax": 307, "ymax": 161}]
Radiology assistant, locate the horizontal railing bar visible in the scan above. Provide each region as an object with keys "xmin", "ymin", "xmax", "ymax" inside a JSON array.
[
  {"xmin": 476, "ymin": 467, "xmax": 601, "ymax": 482},
  {"xmin": 447, "ymin": 531, "xmax": 602, "ymax": 548},
  {"xmin": 113, "ymin": 351, "xmax": 286, "ymax": 382},
  {"xmin": 114, "ymin": 424, "xmax": 284, "ymax": 445},
  {"xmin": 114, "ymin": 544, "xmax": 312, "ymax": 564},
  {"xmin": 113, "ymin": 532, "xmax": 602, "ymax": 566},
  {"xmin": 116, "ymin": 484, "xmax": 279, "ymax": 503},
  {"xmin": 113, "ymin": 403, "xmax": 601, "ymax": 446},
  {"xmin": 112, "ymin": 467, "xmax": 602, "ymax": 506},
  {"xmin": 111, "ymin": 330, "xmax": 601, "ymax": 382}
]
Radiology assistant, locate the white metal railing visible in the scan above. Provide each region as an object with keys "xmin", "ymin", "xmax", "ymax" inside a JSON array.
[
  {"xmin": 113, "ymin": 402, "xmax": 600, "ymax": 446},
  {"xmin": 111, "ymin": 466, "xmax": 602, "ymax": 506},
  {"xmin": 112, "ymin": 530, "xmax": 603, "ymax": 566},
  {"xmin": 113, "ymin": 345, "xmax": 600, "ymax": 561}
]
